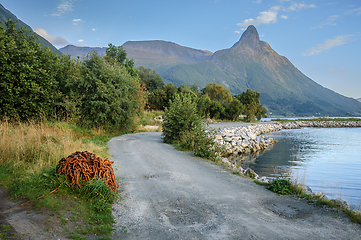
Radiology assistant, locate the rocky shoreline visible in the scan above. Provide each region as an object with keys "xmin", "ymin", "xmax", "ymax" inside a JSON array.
[
  {"xmin": 214, "ymin": 120, "xmax": 361, "ymax": 212},
  {"xmin": 215, "ymin": 120, "xmax": 361, "ymax": 159}
]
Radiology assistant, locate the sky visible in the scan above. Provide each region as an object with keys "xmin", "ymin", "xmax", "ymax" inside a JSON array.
[{"xmin": 2, "ymin": 0, "xmax": 361, "ymax": 99}]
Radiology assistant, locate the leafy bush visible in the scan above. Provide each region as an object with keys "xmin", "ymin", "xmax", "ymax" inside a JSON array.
[
  {"xmin": 0, "ymin": 19, "xmax": 60, "ymax": 120},
  {"xmin": 61, "ymin": 51, "xmax": 146, "ymax": 131},
  {"xmin": 162, "ymin": 94, "xmax": 200, "ymax": 143},
  {"xmin": 267, "ymin": 176, "xmax": 302, "ymax": 195},
  {"xmin": 162, "ymin": 94, "xmax": 224, "ymax": 159},
  {"xmin": 180, "ymin": 123, "xmax": 223, "ymax": 159}
]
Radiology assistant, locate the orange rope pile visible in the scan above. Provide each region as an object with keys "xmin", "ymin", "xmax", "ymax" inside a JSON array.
[{"xmin": 57, "ymin": 151, "xmax": 118, "ymax": 191}]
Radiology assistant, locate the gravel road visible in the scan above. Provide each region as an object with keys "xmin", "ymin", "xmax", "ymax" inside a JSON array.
[{"xmin": 108, "ymin": 131, "xmax": 361, "ymax": 239}]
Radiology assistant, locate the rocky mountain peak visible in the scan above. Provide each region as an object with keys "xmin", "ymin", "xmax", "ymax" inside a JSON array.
[{"xmin": 232, "ymin": 25, "xmax": 260, "ymax": 49}]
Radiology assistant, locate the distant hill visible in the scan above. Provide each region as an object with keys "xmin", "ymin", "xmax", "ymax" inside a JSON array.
[
  {"xmin": 358, "ymin": 98, "xmax": 361, "ymax": 102},
  {"xmin": 59, "ymin": 26, "xmax": 361, "ymax": 117},
  {"xmin": 0, "ymin": 4, "xmax": 61, "ymax": 56},
  {"xmin": 59, "ymin": 45, "xmax": 107, "ymax": 60}
]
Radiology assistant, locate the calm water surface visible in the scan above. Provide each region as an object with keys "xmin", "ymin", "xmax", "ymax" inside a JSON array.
[{"xmin": 242, "ymin": 127, "xmax": 361, "ymax": 209}]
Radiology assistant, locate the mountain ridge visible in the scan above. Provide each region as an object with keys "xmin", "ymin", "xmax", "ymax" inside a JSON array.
[
  {"xmin": 0, "ymin": 4, "xmax": 61, "ymax": 55},
  {"xmin": 59, "ymin": 26, "xmax": 361, "ymax": 117}
]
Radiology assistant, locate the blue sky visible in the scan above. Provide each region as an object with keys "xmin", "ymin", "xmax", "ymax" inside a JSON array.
[{"xmin": 2, "ymin": 0, "xmax": 361, "ymax": 99}]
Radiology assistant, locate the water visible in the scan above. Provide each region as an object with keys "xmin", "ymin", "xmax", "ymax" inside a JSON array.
[{"xmin": 241, "ymin": 127, "xmax": 361, "ymax": 209}]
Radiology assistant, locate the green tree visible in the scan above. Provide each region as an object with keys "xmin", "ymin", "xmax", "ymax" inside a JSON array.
[
  {"xmin": 224, "ymin": 98, "xmax": 244, "ymax": 121},
  {"xmin": 148, "ymin": 89, "xmax": 167, "ymax": 110},
  {"xmin": 162, "ymin": 94, "xmax": 224, "ymax": 159},
  {"xmin": 105, "ymin": 43, "xmax": 137, "ymax": 77},
  {"xmin": 0, "ymin": 19, "xmax": 60, "ymax": 120},
  {"xmin": 202, "ymin": 83, "xmax": 232, "ymax": 105},
  {"xmin": 162, "ymin": 94, "xmax": 200, "ymax": 143},
  {"xmin": 234, "ymin": 89, "xmax": 267, "ymax": 122},
  {"xmin": 137, "ymin": 66, "xmax": 164, "ymax": 92},
  {"xmin": 64, "ymin": 51, "xmax": 145, "ymax": 130}
]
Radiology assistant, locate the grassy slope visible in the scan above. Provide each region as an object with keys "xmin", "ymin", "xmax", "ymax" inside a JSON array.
[{"xmin": 0, "ymin": 121, "xmax": 120, "ymax": 239}]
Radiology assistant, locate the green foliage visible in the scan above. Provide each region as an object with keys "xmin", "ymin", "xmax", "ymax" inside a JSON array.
[
  {"xmin": 224, "ymin": 98, "xmax": 244, "ymax": 121},
  {"xmin": 148, "ymin": 88, "xmax": 167, "ymax": 110},
  {"xmin": 180, "ymin": 124, "xmax": 223, "ymax": 159},
  {"xmin": 147, "ymin": 83, "xmax": 181, "ymax": 111},
  {"xmin": 202, "ymin": 83, "xmax": 232, "ymax": 105},
  {"xmin": 162, "ymin": 94, "xmax": 200, "ymax": 143},
  {"xmin": 234, "ymin": 89, "xmax": 267, "ymax": 122},
  {"xmin": 0, "ymin": 19, "xmax": 60, "ymax": 120},
  {"xmin": 80, "ymin": 178, "xmax": 117, "ymax": 203},
  {"xmin": 267, "ymin": 176, "xmax": 302, "ymax": 195},
  {"xmin": 137, "ymin": 65, "xmax": 164, "ymax": 91},
  {"xmin": 105, "ymin": 43, "xmax": 137, "ymax": 77},
  {"xmin": 162, "ymin": 95, "xmax": 223, "ymax": 159},
  {"xmin": 60, "ymin": 51, "xmax": 146, "ymax": 130}
]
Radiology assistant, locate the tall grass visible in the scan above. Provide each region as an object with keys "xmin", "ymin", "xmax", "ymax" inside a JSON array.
[
  {"xmin": 0, "ymin": 120, "xmax": 102, "ymax": 179},
  {"xmin": 0, "ymin": 120, "xmax": 118, "ymax": 237}
]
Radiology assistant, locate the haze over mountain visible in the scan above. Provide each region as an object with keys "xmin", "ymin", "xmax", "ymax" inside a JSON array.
[
  {"xmin": 0, "ymin": 4, "xmax": 61, "ymax": 56},
  {"xmin": 60, "ymin": 25, "xmax": 361, "ymax": 117}
]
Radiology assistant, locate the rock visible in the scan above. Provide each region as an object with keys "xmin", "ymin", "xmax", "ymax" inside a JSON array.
[
  {"xmin": 302, "ymin": 185, "xmax": 313, "ymax": 195},
  {"xmin": 216, "ymin": 135, "xmax": 223, "ymax": 141},
  {"xmin": 313, "ymin": 192, "xmax": 325, "ymax": 199},
  {"xmin": 244, "ymin": 168, "xmax": 258, "ymax": 178},
  {"xmin": 258, "ymin": 176, "xmax": 269, "ymax": 183},
  {"xmin": 330, "ymin": 199, "xmax": 349, "ymax": 208},
  {"xmin": 154, "ymin": 115, "xmax": 163, "ymax": 122}
]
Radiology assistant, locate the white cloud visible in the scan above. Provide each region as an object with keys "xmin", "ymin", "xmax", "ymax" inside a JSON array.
[
  {"xmin": 302, "ymin": 35, "xmax": 353, "ymax": 56},
  {"xmin": 72, "ymin": 19, "xmax": 82, "ymax": 25},
  {"xmin": 34, "ymin": 28, "xmax": 68, "ymax": 46},
  {"xmin": 284, "ymin": 2, "xmax": 316, "ymax": 12},
  {"xmin": 78, "ymin": 39, "xmax": 84, "ymax": 42},
  {"xmin": 346, "ymin": 7, "xmax": 361, "ymax": 16},
  {"xmin": 236, "ymin": 2, "xmax": 316, "ymax": 29},
  {"xmin": 313, "ymin": 15, "xmax": 339, "ymax": 28},
  {"xmin": 52, "ymin": 0, "xmax": 74, "ymax": 17},
  {"xmin": 92, "ymin": 28, "xmax": 96, "ymax": 31},
  {"xmin": 252, "ymin": 0, "xmax": 262, "ymax": 4},
  {"xmin": 237, "ymin": 6, "xmax": 280, "ymax": 29}
]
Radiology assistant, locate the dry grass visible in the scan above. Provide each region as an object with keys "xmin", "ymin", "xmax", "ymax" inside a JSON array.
[{"xmin": 0, "ymin": 120, "xmax": 102, "ymax": 178}]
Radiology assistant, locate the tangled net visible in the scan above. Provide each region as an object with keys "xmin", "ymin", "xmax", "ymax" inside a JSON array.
[{"xmin": 57, "ymin": 151, "xmax": 118, "ymax": 191}]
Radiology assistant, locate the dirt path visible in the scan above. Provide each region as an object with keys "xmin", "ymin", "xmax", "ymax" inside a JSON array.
[
  {"xmin": 0, "ymin": 187, "xmax": 69, "ymax": 240},
  {"xmin": 109, "ymin": 131, "xmax": 361, "ymax": 239}
]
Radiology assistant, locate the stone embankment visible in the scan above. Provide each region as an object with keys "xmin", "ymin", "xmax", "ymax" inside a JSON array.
[
  {"xmin": 215, "ymin": 120, "xmax": 361, "ymax": 213},
  {"xmin": 215, "ymin": 121, "xmax": 361, "ymax": 159},
  {"xmin": 214, "ymin": 120, "xmax": 361, "ymax": 182}
]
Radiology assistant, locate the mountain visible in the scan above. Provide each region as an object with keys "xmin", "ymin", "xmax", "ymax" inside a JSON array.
[
  {"xmin": 60, "ymin": 26, "xmax": 361, "ymax": 117},
  {"xmin": 0, "ymin": 4, "xmax": 61, "ymax": 56},
  {"xmin": 59, "ymin": 45, "xmax": 107, "ymax": 60},
  {"xmin": 358, "ymin": 98, "xmax": 361, "ymax": 103}
]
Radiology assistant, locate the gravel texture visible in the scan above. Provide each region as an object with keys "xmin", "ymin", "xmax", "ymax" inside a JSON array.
[{"xmin": 108, "ymin": 131, "xmax": 361, "ymax": 239}]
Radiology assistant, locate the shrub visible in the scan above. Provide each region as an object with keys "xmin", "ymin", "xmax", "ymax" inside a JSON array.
[
  {"xmin": 162, "ymin": 94, "xmax": 224, "ymax": 159},
  {"xmin": 0, "ymin": 19, "xmax": 60, "ymax": 120},
  {"xmin": 267, "ymin": 176, "xmax": 303, "ymax": 195},
  {"xmin": 162, "ymin": 94, "xmax": 200, "ymax": 143},
  {"xmin": 61, "ymin": 51, "xmax": 146, "ymax": 131}
]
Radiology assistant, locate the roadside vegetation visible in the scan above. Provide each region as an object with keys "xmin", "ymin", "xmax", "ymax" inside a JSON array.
[
  {"xmin": 0, "ymin": 18, "xmax": 268, "ymax": 239},
  {"xmin": 254, "ymin": 175, "xmax": 361, "ymax": 225}
]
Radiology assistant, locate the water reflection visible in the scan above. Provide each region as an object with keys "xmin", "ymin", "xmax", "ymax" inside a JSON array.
[
  {"xmin": 235, "ymin": 127, "xmax": 361, "ymax": 209},
  {"xmin": 237, "ymin": 129, "xmax": 317, "ymax": 177}
]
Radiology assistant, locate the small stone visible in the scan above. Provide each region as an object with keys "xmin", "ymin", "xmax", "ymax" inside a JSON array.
[
  {"xmin": 313, "ymin": 192, "xmax": 325, "ymax": 199},
  {"xmin": 244, "ymin": 168, "xmax": 258, "ymax": 178},
  {"xmin": 330, "ymin": 199, "xmax": 349, "ymax": 208},
  {"xmin": 216, "ymin": 135, "xmax": 223, "ymax": 141}
]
